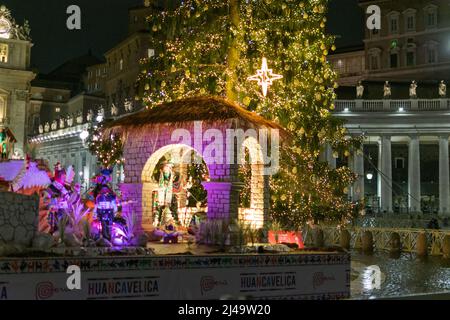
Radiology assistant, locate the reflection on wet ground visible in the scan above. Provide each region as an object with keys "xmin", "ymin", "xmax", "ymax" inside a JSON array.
[{"xmin": 351, "ymin": 251, "xmax": 450, "ymax": 299}]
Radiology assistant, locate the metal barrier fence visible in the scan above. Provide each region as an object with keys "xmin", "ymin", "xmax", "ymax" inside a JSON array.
[
  {"xmin": 354, "ymin": 215, "xmax": 449, "ymax": 229},
  {"xmin": 304, "ymin": 226, "xmax": 450, "ymax": 256}
]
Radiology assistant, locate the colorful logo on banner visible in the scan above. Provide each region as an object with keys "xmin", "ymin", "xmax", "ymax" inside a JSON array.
[
  {"xmin": 312, "ymin": 272, "xmax": 336, "ymax": 290},
  {"xmin": 35, "ymin": 281, "xmax": 73, "ymax": 300},
  {"xmin": 200, "ymin": 276, "xmax": 228, "ymax": 296}
]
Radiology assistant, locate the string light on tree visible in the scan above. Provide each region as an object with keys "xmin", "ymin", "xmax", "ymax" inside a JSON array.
[
  {"xmin": 86, "ymin": 121, "xmax": 124, "ymax": 170},
  {"xmin": 136, "ymin": 0, "xmax": 363, "ymax": 228},
  {"xmin": 247, "ymin": 57, "xmax": 283, "ymax": 97}
]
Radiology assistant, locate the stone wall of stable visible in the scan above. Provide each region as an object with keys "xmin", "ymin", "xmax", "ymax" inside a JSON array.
[
  {"xmin": 0, "ymin": 192, "xmax": 39, "ymax": 246},
  {"xmin": 121, "ymin": 121, "xmax": 238, "ymax": 183},
  {"xmin": 119, "ymin": 120, "xmax": 271, "ymax": 230}
]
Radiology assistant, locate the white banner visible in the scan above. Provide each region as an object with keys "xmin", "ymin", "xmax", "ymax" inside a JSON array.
[{"xmin": 0, "ymin": 253, "xmax": 350, "ymax": 300}]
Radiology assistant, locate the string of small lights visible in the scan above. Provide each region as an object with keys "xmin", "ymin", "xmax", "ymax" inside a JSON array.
[
  {"xmin": 87, "ymin": 122, "xmax": 124, "ymax": 170},
  {"xmin": 133, "ymin": 0, "xmax": 362, "ymax": 228}
]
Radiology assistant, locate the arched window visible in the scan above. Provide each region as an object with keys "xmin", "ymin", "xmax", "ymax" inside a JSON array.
[
  {"xmin": 406, "ymin": 39, "xmax": 416, "ymax": 67},
  {"xmin": 425, "ymin": 40, "xmax": 439, "ymax": 64},
  {"xmin": 0, "ymin": 94, "xmax": 7, "ymax": 124},
  {"xmin": 30, "ymin": 113, "xmax": 40, "ymax": 134},
  {"xmin": 424, "ymin": 4, "xmax": 438, "ymax": 29},
  {"xmin": 387, "ymin": 11, "xmax": 400, "ymax": 35},
  {"xmin": 0, "ymin": 43, "xmax": 8, "ymax": 63},
  {"xmin": 368, "ymin": 48, "xmax": 382, "ymax": 70},
  {"xmin": 403, "ymin": 8, "xmax": 416, "ymax": 32},
  {"xmin": 389, "ymin": 49, "xmax": 399, "ymax": 68}
]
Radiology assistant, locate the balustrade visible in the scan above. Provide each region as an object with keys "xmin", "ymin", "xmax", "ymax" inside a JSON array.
[{"xmin": 333, "ymin": 98, "xmax": 450, "ymax": 112}]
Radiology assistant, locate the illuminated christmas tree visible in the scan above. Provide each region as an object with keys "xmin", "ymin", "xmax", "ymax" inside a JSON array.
[
  {"xmin": 136, "ymin": 0, "xmax": 362, "ymax": 228},
  {"xmin": 87, "ymin": 121, "xmax": 124, "ymax": 170}
]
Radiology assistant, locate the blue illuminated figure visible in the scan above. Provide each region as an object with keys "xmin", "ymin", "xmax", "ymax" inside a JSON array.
[
  {"xmin": 94, "ymin": 185, "xmax": 118, "ymax": 241},
  {"xmin": 91, "ymin": 169, "xmax": 118, "ymax": 241}
]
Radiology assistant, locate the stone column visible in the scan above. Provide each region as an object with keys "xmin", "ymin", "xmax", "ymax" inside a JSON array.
[
  {"xmin": 380, "ymin": 135, "xmax": 392, "ymax": 213},
  {"xmin": 439, "ymin": 135, "xmax": 450, "ymax": 215},
  {"xmin": 355, "ymin": 99, "xmax": 363, "ymax": 110},
  {"xmin": 263, "ymin": 172, "xmax": 270, "ymax": 228},
  {"xmin": 10, "ymin": 90, "xmax": 29, "ymax": 157},
  {"xmin": 88, "ymin": 153, "xmax": 93, "ymax": 182},
  {"xmin": 408, "ymin": 135, "xmax": 421, "ymax": 213},
  {"xmin": 348, "ymin": 154, "xmax": 354, "ymax": 199},
  {"xmin": 377, "ymin": 140, "xmax": 382, "ymax": 202},
  {"xmin": 353, "ymin": 148, "xmax": 365, "ymax": 202},
  {"xmin": 324, "ymin": 143, "xmax": 336, "ymax": 169},
  {"xmin": 230, "ymin": 182, "xmax": 244, "ymax": 222},
  {"xmin": 202, "ymin": 181, "xmax": 233, "ymax": 220},
  {"xmin": 82, "ymin": 151, "xmax": 89, "ymax": 189},
  {"xmin": 76, "ymin": 152, "xmax": 82, "ymax": 184}
]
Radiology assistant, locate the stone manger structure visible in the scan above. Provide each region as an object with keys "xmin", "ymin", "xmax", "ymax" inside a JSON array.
[
  {"xmin": 104, "ymin": 96, "xmax": 285, "ymax": 236},
  {"xmin": 0, "ymin": 96, "xmax": 287, "ymax": 250}
]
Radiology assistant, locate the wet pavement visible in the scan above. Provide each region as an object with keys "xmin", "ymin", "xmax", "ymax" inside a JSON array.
[{"xmin": 351, "ymin": 251, "xmax": 450, "ymax": 299}]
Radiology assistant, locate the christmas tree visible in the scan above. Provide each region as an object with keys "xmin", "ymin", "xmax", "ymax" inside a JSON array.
[
  {"xmin": 87, "ymin": 121, "xmax": 124, "ymax": 170},
  {"xmin": 136, "ymin": 0, "xmax": 362, "ymax": 228}
]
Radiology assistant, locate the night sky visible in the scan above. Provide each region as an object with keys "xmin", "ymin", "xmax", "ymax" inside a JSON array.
[{"xmin": 1, "ymin": 0, "xmax": 363, "ymax": 74}]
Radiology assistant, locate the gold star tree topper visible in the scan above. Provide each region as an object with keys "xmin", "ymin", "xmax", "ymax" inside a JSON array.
[{"xmin": 247, "ymin": 57, "xmax": 283, "ymax": 97}]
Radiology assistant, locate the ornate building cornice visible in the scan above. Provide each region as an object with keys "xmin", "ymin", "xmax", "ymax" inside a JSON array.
[{"xmin": 0, "ymin": 5, "xmax": 31, "ymax": 41}]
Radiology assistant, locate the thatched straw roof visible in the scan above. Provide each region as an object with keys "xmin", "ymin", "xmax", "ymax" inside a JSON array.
[{"xmin": 105, "ymin": 96, "xmax": 285, "ymax": 132}]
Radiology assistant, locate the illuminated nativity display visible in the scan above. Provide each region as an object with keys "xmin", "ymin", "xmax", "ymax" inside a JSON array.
[
  {"xmin": 0, "ymin": 96, "xmax": 288, "ymax": 253},
  {"xmin": 104, "ymin": 96, "xmax": 283, "ymax": 246}
]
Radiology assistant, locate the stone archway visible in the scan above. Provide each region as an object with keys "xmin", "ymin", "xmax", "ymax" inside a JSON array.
[
  {"xmin": 140, "ymin": 143, "xmax": 209, "ymax": 231},
  {"xmin": 138, "ymin": 137, "xmax": 269, "ymax": 231}
]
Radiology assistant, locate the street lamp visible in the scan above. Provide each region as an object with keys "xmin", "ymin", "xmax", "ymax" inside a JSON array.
[
  {"xmin": 79, "ymin": 130, "xmax": 89, "ymax": 141},
  {"xmin": 80, "ymin": 130, "xmax": 89, "ymax": 148}
]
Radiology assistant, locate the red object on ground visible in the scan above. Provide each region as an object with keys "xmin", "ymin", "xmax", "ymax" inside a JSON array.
[{"xmin": 268, "ymin": 231, "xmax": 304, "ymax": 249}]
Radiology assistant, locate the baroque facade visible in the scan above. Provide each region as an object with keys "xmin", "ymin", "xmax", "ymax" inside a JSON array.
[
  {"xmin": 328, "ymin": 1, "xmax": 450, "ymax": 215},
  {"xmin": 0, "ymin": 4, "xmax": 102, "ymax": 186},
  {"xmin": 84, "ymin": 3, "xmax": 158, "ymax": 116},
  {"xmin": 361, "ymin": 0, "xmax": 450, "ymax": 81},
  {"xmin": 0, "ymin": 5, "xmax": 35, "ymax": 158},
  {"xmin": 29, "ymin": 52, "xmax": 106, "ymax": 187}
]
